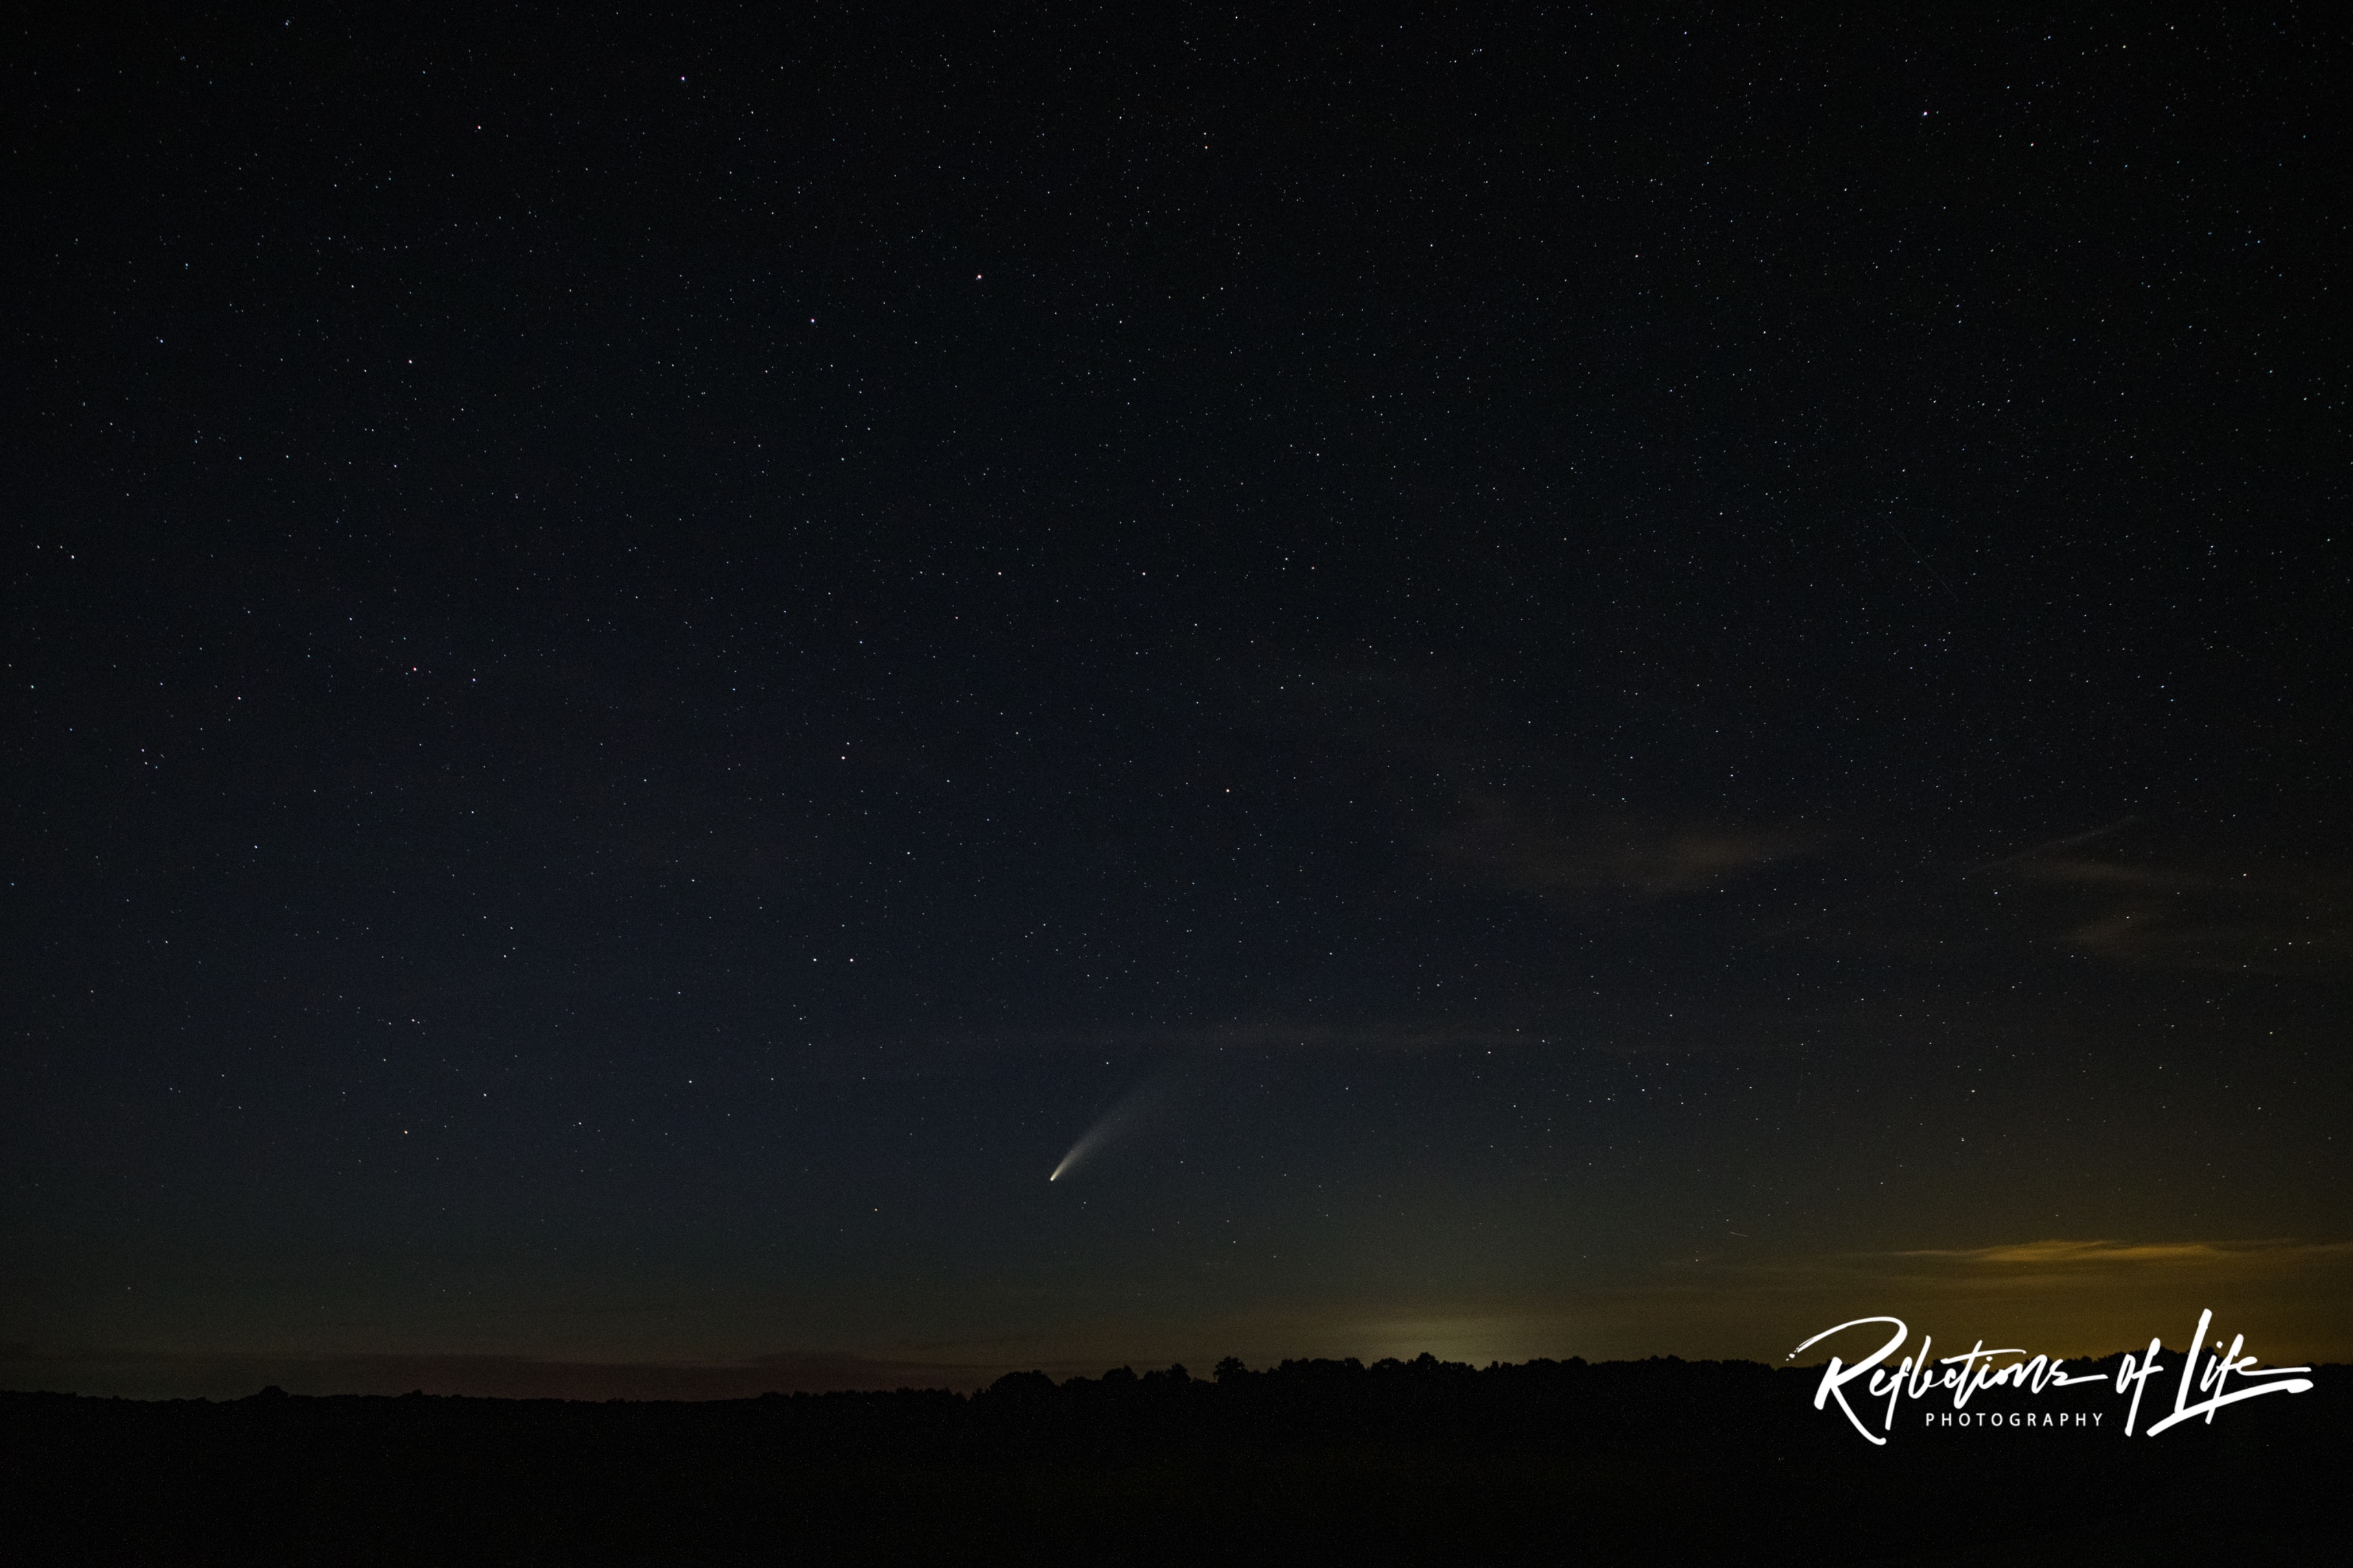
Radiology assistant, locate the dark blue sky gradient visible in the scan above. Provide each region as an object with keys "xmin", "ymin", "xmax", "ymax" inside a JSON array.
[{"xmin": 6, "ymin": 8, "xmax": 2347, "ymax": 1395}]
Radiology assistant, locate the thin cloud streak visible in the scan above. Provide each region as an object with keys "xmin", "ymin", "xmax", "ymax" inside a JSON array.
[
  {"xmin": 1888, "ymin": 1238, "xmax": 2346, "ymax": 1266},
  {"xmin": 1969, "ymin": 817, "xmax": 2146, "ymax": 873},
  {"xmin": 1436, "ymin": 796, "xmax": 1816, "ymax": 899}
]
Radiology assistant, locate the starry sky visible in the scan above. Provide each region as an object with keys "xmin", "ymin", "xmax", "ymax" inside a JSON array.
[{"xmin": 7, "ymin": 9, "xmax": 2348, "ymax": 1399}]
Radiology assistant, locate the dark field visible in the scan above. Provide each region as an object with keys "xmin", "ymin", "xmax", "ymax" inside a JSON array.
[{"xmin": 2, "ymin": 1355, "xmax": 2337, "ymax": 1565}]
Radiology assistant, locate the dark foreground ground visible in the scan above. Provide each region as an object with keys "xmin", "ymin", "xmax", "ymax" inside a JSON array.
[{"xmin": 1, "ymin": 1354, "xmax": 2339, "ymax": 1566}]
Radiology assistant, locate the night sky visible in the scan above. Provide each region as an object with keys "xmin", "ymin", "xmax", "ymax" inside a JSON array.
[{"xmin": 7, "ymin": 10, "xmax": 2347, "ymax": 1400}]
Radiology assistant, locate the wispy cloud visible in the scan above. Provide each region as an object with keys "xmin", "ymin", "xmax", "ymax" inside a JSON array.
[
  {"xmin": 1437, "ymin": 795, "xmax": 1814, "ymax": 899},
  {"xmin": 1969, "ymin": 817, "xmax": 2145, "ymax": 872},
  {"xmin": 2061, "ymin": 893, "xmax": 2353, "ymax": 974},
  {"xmin": 1899, "ymin": 1239, "xmax": 2229, "ymax": 1266},
  {"xmin": 1977, "ymin": 821, "xmax": 2353, "ymax": 976},
  {"xmin": 1886, "ymin": 1237, "xmax": 2353, "ymax": 1269},
  {"xmin": 2008, "ymin": 858, "xmax": 2195, "ymax": 890}
]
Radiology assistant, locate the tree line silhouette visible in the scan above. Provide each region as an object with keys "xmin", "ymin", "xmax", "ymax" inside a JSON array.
[{"xmin": 1, "ymin": 1352, "xmax": 2337, "ymax": 1564}]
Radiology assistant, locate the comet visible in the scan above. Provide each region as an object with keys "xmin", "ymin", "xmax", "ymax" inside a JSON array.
[
  {"xmin": 1048, "ymin": 1126, "xmax": 1110, "ymax": 1183},
  {"xmin": 1047, "ymin": 1059, "xmax": 1201, "ymax": 1183}
]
